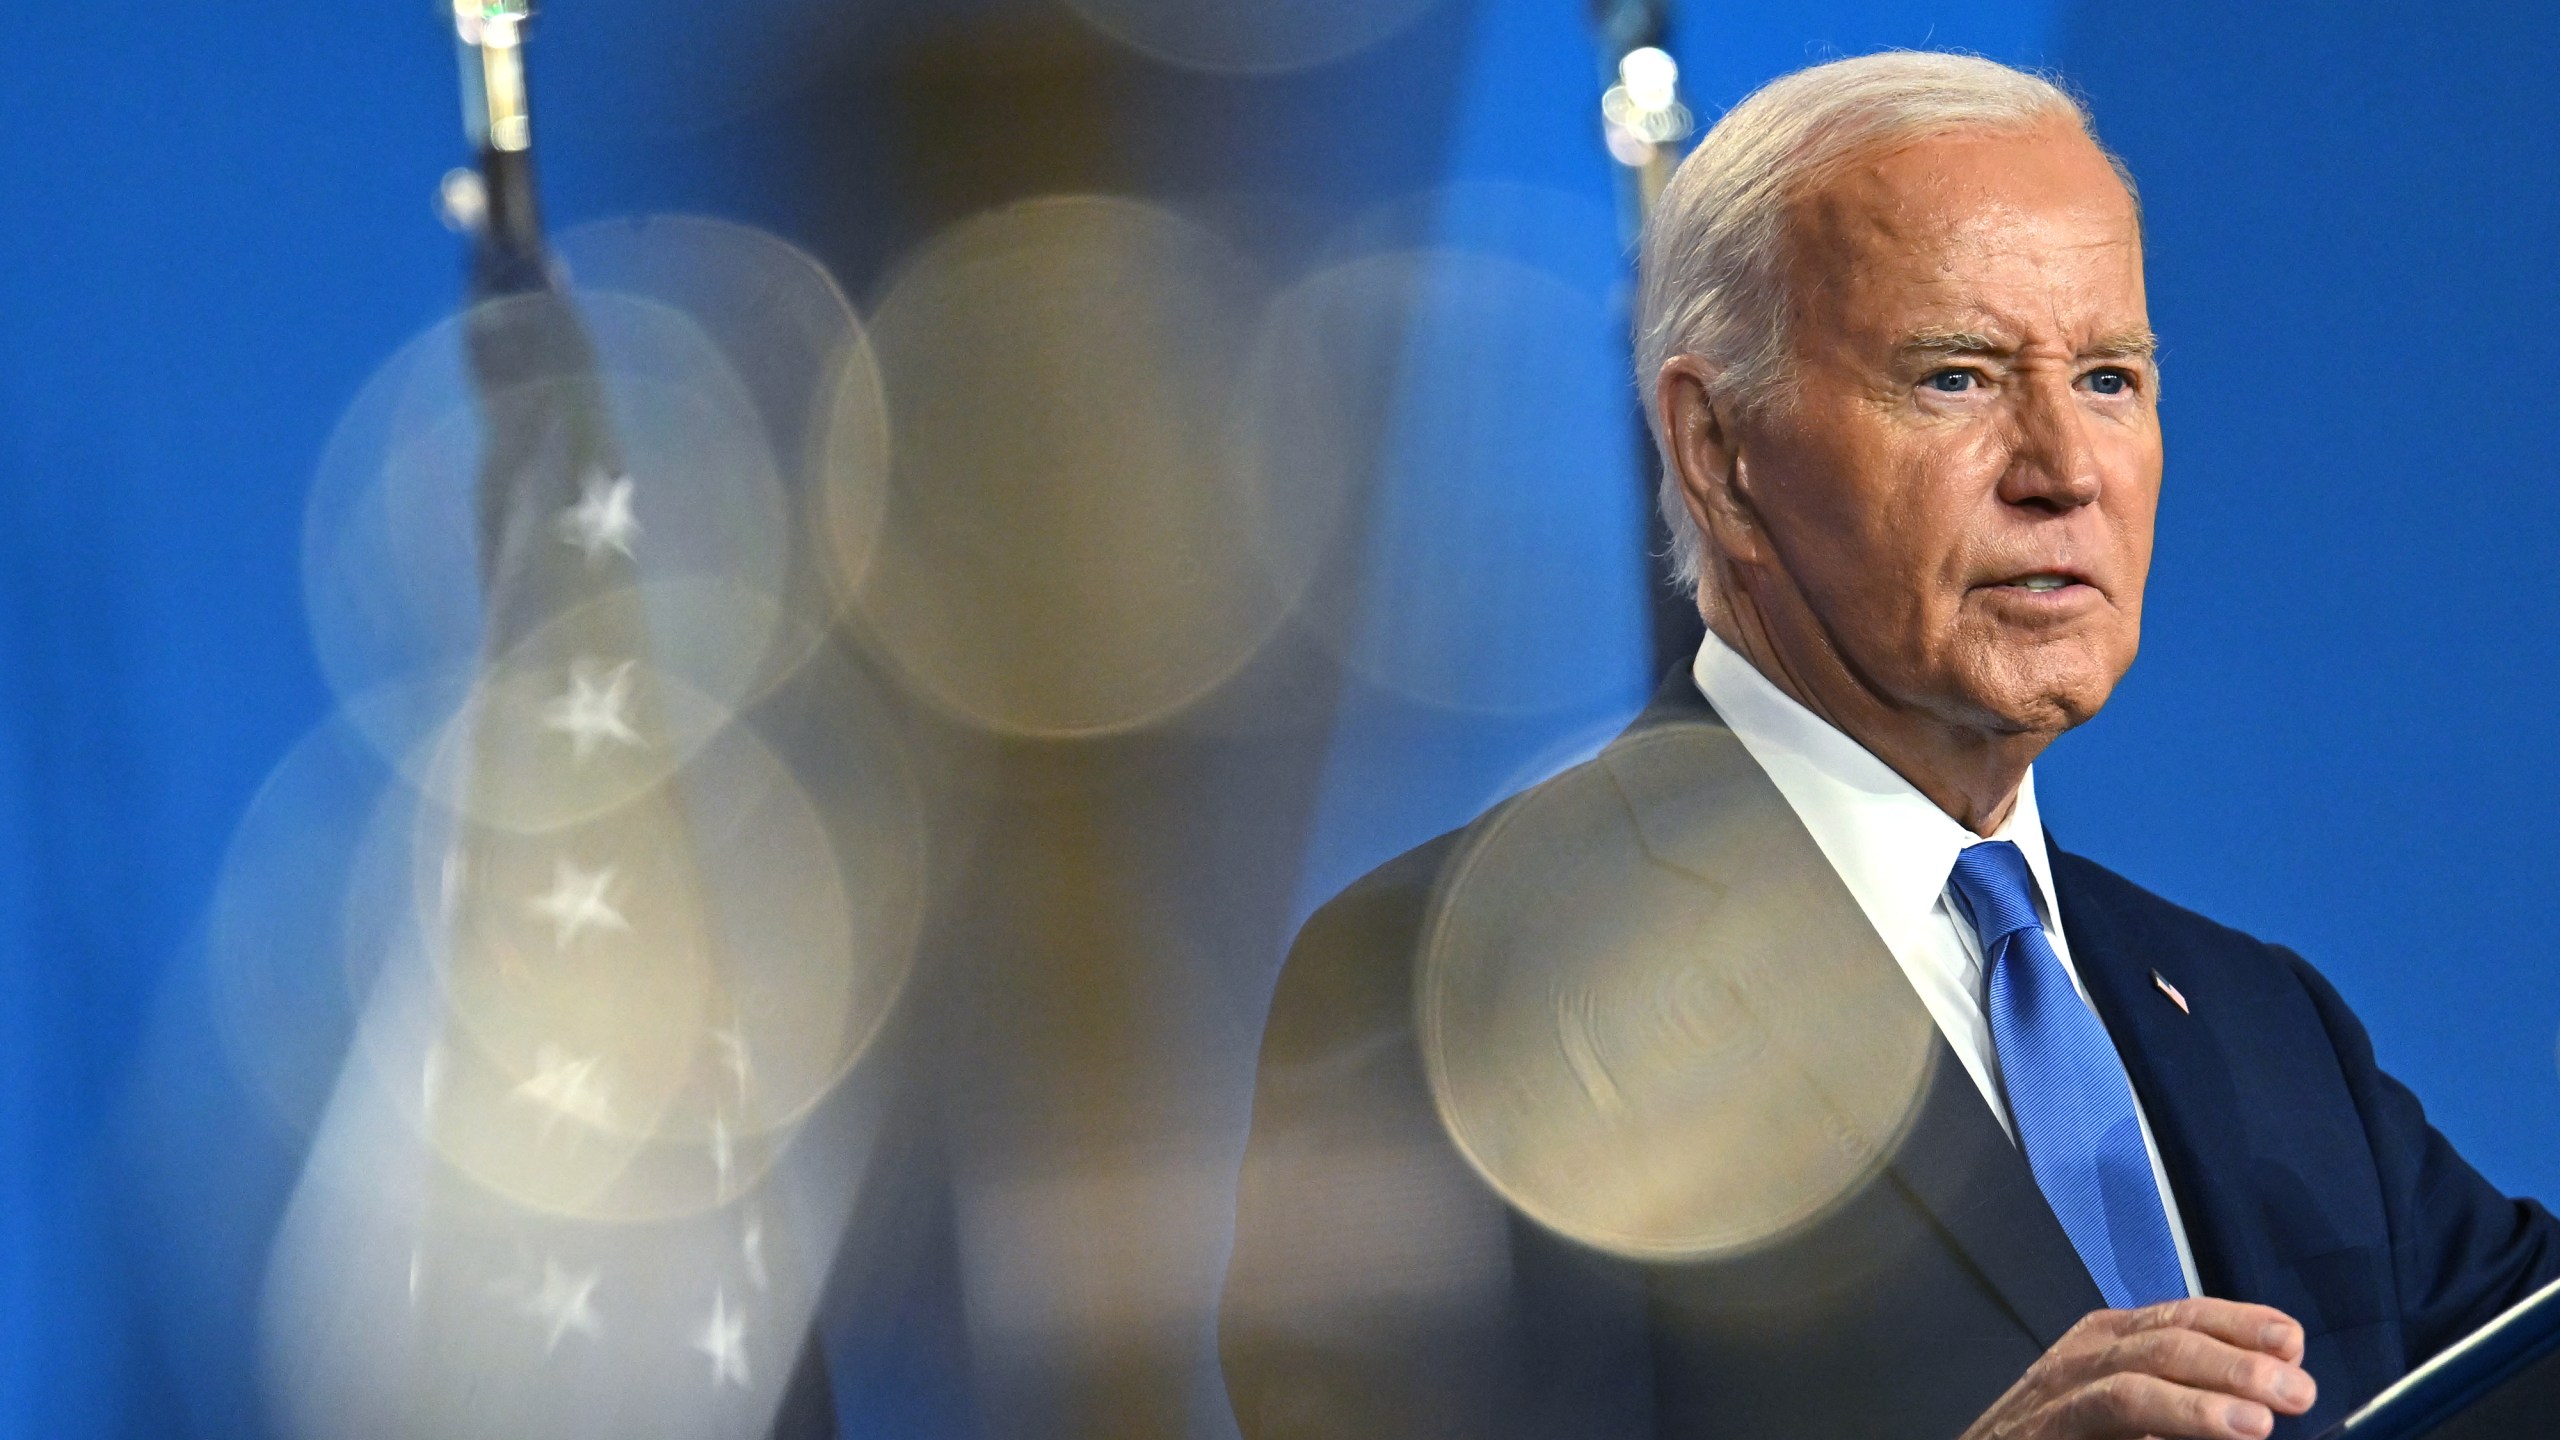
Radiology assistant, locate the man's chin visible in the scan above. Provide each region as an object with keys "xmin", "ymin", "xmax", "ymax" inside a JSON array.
[
  {"xmin": 1932, "ymin": 640, "xmax": 2122, "ymax": 732},
  {"xmin": 1962, "ymin": 668, "xmax": 2122, "ymax": 738}
]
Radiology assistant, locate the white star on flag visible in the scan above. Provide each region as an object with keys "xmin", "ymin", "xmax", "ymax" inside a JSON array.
[
  {"xmin": 741, "ymin": 1211, "xmax": 769, "ymax": 1292},
  {"xmin": 421, "ymin": 1045, "xmax": 447, "ymax": 1118},
  {"xmin": 711, "ymin": 1112, "xmax": 735, "ymax": 1196},
  {"xmin": 511, "ymin": 1045, "xmax": 616, "ymax": 1132},
  {"xmin": 693, "ymin": 1287, "xmax": 750, "ymax": 1388},
  {"xmin": 527, "ymin": 858, "xmax": 631, "ymax": 949},
  {"xmin": 518, "ymin": 1258, "xmax": 604, "ymax": 1352},
  {"xmin": 553, "ymin": 470, "xmax": 640, "ymax": 565},
  {"xmin": 713, "ymin": 1025, "xmax": 752, "ymax": 1096},
  {"xmin": 541, "ymin": 658, "xmax": 642, "ymax": 763}
]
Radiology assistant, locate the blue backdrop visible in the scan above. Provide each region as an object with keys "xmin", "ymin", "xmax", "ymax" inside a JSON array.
[{"xmin": 9, "ymin": 1, "xmax": 2560, "ymax": 1434}]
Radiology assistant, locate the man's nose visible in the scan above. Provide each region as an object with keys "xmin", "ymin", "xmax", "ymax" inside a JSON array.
[{"xmin": 1999, "ymin": 378, "xmax": 2105, "ymax": 511}]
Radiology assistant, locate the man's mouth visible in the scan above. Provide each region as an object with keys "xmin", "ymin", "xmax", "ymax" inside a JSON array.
[{"xmin": 1981, "ymin": 570, "xmax": 2095, "ymax": 599}]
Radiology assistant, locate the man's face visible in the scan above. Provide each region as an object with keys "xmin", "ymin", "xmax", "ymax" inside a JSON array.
[{"xmin": 1721, "ymin": 118, "xmax": 2159, "ymax": 739}]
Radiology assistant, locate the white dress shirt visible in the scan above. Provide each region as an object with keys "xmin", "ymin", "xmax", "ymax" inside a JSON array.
[{"xmin": 1692, "ymin": 631, "xmax": 2202, "ymax": 1299}]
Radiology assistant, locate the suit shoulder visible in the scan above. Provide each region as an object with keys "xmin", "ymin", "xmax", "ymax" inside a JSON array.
[
  {"xmin": 2050, "ymin": 847, "xmax": 2340, "ymax": 1014},
  {"xmin": 2053, "ymin": 847, "xmax": 2288, "ymax": 958},
  {"xmin": 1285, "ymin": 755, "xmax": 1596, "ymax": 975},
  {"xmin": 1260, "ymin": 824, "xmax": 1471, "ymax": 1066},
  {"xmin": 1298, "ymin": 826, "xmax": 1466, "ymax": 950},
  {"xmin": 1263, "ymin": 763, "xmax": 1586, "ymax": 1067}
]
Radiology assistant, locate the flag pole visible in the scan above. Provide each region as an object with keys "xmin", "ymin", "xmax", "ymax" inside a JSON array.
[
  {"xmin": 1589, "ymin": 0, "xmax": 1704, "ymax": 681},
  {"xmin": 450, "ymin": 0, "xmax": 550, "ymax": 294}
]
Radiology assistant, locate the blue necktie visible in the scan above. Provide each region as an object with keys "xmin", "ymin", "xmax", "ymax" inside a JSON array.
[{"xmin": 1948, "ymin": 841, "xmax": 2187, "ymax": 1310}]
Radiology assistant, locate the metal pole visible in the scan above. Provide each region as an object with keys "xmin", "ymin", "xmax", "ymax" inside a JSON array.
[
  {"xmin": 1589, "ymin": 1, "xmax": 1704, "ymax": 680},
  {"xmin": 448, "ymin": 0, "xmax": 549, "ymax": 294}
]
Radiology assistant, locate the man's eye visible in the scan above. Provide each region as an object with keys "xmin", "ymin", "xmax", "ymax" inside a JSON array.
[
  {"xmin": 1923, "ymin": 370, "xmax": 1976, "ymax": 393},
  {"xmin": 2085, "ymin": 369, "xmax": 2131, "ymax": 395}
]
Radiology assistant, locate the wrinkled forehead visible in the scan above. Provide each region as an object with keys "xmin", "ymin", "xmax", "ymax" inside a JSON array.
[{"xmin": 1782, "ymin": 121, "xmax": 2148, "ymax": 346}]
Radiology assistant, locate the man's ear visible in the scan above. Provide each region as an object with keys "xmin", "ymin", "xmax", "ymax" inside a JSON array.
[{"xmin": 1655, "ymin": 356, "xmax": 1771, "ymax": 569}]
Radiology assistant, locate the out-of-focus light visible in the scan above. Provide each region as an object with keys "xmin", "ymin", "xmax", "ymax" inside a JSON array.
[
  {"xmin": 437, "ymin": 168, "xmax": 488, "ymax": 235},
  {"xmin": 1060, "ymin": 0, "xmax": 1447, "ymax": 75},
  {"xmin": 1600, "ymin": 43, "xmax": 1693, "ymax": 171},
  {"xmin": 1237, "ymin": 244, "xmax": 1639, "ymax": 715},
  {"xmin": 1600, "ymin": 82, "xmax": 1693, "ymax": 149},
  {"xmin": 1604, "ymin": 121, "xmax": 1654, "ymax": 170},
  {"xmin": 451, "ymin": 0, "xmax": 530, "ymax": 49},
  {"xmin": 302, "ymin": 289, "xmax": 799, "ymax": 778},
  {"xmin": 1419, "ymin": 720, "xmax": 1939, "ymax": 1260},
  {"xmin": 852, "ymin": 195, "xmax": 1308, "ymax": 738},
  {"xmin": 1618, "ymin": 45, "xmax": 1678, "ymax": 113},
  {"xmin": 552, "ymin": 215, "xmax": 885, "ymax": 701},
  {"xmin": 453, "ymin": 1, "xmax": 533, "ymax": 152}
]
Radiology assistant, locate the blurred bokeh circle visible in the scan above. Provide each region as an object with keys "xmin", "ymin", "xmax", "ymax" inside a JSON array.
[
  {"xmin": 1419, "ymin": 720, "xmax": 1940, "ymax": 1260},
  {"xmin": 326, "ymin": 708, "xmax": 912, "ymax": 1222},
  {"xmin": 1239, "ymin": 246, "xmax": 1643, "ymax": 714},
  {"xmin": 304, "ymin": 288, "xmax": 798, "ymax": 768},
  {"xmin": 557, "ymin": 215, "xmax": 889, "ymax": 682},
  {"xmin": 852, "ymin": 194, "xmax": 1333, "ymax": 737},
  {"xmin": 536, "ymin": 0, "xmax": 873, "ymax": 135},
  {"xmin": 202, "ymin": 714, "xmax": 400, "ymax": 1139},
  {"xmin": 1060, "ymin": 0, "xmax": 1448, "ymax": 74}
]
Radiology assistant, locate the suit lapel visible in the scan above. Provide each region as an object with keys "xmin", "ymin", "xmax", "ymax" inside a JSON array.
[
  {"xmin": 1883, "ymin": 1039, "xmax": 2109, "ymax": 1346},
  {"xmin": 1600, "ymin": 675, "xmax": 2106, "ymax": 1346},
  {"xmin": 2052, "ymin": 852, "xmax": 2266, "ymax": 1301}
]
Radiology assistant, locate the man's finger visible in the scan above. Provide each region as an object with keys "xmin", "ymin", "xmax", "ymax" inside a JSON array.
[
  {"xmin": 2115, "ymin": 1299, "xmax": 2306, "ymax": 1362},
  {"xmin": 2065, "ymin": 1370, "xmax": 2277, "ymax": 1440},
  {"xmin": 2100, "ymin": 1326, "xmax": 2317, "ymax": 1416}
]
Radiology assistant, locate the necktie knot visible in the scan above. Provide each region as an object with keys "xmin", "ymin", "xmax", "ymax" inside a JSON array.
[{"xmin": 1948, "ymin": 840, "xmax": 2043, "ymax": 950}]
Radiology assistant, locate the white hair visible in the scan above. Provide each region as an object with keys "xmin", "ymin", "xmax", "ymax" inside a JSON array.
[{"xmin": 1635, "ymin": 51, "xmax": 2134, "ymax": 593}]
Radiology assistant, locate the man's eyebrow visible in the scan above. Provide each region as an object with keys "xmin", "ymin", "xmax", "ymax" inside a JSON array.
[
  {"xmin": 1891, "ymin": 327, "xmax": 2161, "ymax": 361},
  {"xmin": 1896, "ymin": 329, "xmax": 2008, "ymax": 358},
  {"xmin": 2084, "ymin": 328, "xmax": 2161, "ymax": 361}
]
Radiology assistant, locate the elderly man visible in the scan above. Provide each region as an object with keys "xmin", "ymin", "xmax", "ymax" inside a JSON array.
[{"xmin": 1220, "ymin": 51, "xmax": 2560, "ymax": 1440}]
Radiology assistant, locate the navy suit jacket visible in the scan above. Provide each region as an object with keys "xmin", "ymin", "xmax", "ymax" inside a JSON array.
[{"xmin": 1221, "ymin": 675, "xmax": 2560, "ymax": 1439}]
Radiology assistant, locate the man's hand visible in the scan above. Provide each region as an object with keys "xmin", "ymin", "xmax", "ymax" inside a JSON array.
[{"xmin": 1959, "ymin": 1300, "xmax": 2318, "ymax": 1440}]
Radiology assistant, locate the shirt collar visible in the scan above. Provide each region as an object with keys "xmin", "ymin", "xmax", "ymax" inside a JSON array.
[{"xmin": 1689, "ymin": 630, "xmax": 2064, "ymax": 945}]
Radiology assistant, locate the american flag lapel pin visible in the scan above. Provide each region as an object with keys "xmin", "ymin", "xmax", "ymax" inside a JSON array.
[{"xmin": 2151, "ymin": 969, "xmax": 2191, "ymax": 1014}]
